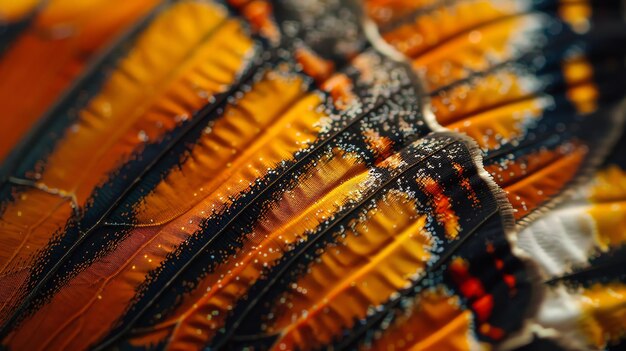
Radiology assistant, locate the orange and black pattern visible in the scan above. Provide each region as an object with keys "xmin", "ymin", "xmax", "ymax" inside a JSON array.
[
  {"xmin": 367, "ymin": 0, "xmax": 626, "ymax": 222},
  {"xmin": 0, "ymin": 0, "xmax": 624, "ymax": 350}
]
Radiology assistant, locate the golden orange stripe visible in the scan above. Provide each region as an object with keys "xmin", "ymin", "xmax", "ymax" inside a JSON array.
[
  {"xmin": 382, "ymin": 0, "xmax": 523, "ymax": 59},
  {"xmin": 448, "ymin": 97, "xmax": 545, "ymax": 150},
  {"xmin": 142, "ymin": 150, "xmax": 369, "ymax": 349},
  {"xmin": 587, "ymin": 166, "xmax": 626, "ymax": 250},
  {"xmin": 0, "ymin": 0, "xmax": 159, "ymax": 161},
  {"xmin": 0, "ymin": 0, "xmax": 39, "ymax": 23},
  {"xmin": 430, "ymin": 72, "xmax": 540, "ymax": 126},
  {"xmin": 414, "ymin": 16, "xmax": 538, "ymax": 91},
  {"xmin": 504, "ymin": 146, "xmax": 587, "ymax": 219},
  {"xmin": 578, "ymin": 283, "xmax": 626, "ymax": 348},
  {"xmin": 369, "ymin": 287, "xmax": 475, "ymax": 351},
  {"xmin": 269, "ymin": 192, "xmax": 433, "ymax": 350},
  {"xmin": 133, "ymin": 70, "xmax": 314, "ymax": 226}
]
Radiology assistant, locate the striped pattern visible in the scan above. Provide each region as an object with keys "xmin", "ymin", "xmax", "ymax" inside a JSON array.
[
  {"xmin": 0, "ymin": 0, "xmax": 623, "ymax": 350},
  {"xmin": 366, "ymin": 0, "xmax": 626, "ymax": 222}
]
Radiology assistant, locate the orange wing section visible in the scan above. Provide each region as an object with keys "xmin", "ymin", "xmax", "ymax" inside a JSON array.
[
  {"xmin": 228, "ymin": 0, "xmax": 279, "ymax": 43},
  {"xmin": 267, "ymin": 192, "xmax": 433, "ymax": 350},
  {"xmin": 131, "ymin": 70, "xmax": 319, "ymax": 227},
  {"xmin": 589, "ymin": 166, "xmax": 626, "ymax": 249},
  {"xmin": 367, "ymin": 287, "xmax": 477, "ymax": 351},
  {"xmin": 134, "ymin": 149, "xmax": 369, "ymax": 350},
  {"xmin": 486, "ymin": 146, "xmax": 587, "ymax": 220},
  {"xmin": 0, "ymin": 0, "xmax": 254, "ymax": 323},
  {"xmin": 0, "ymin": 0, "xmax": 39, "ymax": 23},
  {"xmin": 578, "ymin": 282, "xmax": 626, "ymax": 348},
  {"xmin": 364, "ymin": 0, "xmax": 618, "ymax": 222},
  {"xmin": 0, "ymin": 0, "xmax": 159, "ymax": 162}
]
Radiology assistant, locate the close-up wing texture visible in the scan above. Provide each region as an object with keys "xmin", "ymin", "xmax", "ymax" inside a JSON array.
[{"xmin": 0, "ymin": 0, "xmax": 624, "ymax": 350}]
